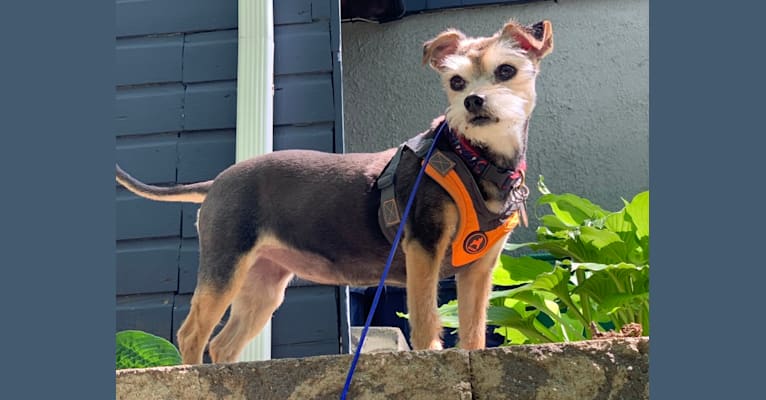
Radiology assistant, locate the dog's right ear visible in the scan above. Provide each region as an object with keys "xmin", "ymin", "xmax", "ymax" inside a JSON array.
[{"xmin": 422, "ymin": 29, "xmax": 465, "ymax": 70}]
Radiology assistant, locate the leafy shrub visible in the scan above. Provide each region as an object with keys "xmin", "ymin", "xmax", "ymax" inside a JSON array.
[
  {"xmin": 438, "ymin": 176, "xmax": 649, "ymax": 344},
  {"xmin": 116, "ymin": 330, "xmax": 182, "ymax": 370}
]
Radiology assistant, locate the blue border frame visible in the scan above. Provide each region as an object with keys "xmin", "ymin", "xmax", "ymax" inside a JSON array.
[{"xmin": 0, "ymin": 0, "xmax": 115, "ymax": 397}]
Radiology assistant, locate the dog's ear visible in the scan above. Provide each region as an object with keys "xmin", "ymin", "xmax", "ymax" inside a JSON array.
[
  {"xmin": 501, "ymin": 20, "xmax": 554, "ymax": 60},
  {"xmin": 422, "ymin": 29, "xmax": 465, "ymax": 69}
]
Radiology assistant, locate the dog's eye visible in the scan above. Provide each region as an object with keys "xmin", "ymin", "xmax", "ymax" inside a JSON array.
[
  {"xmin": 450, "ymin": 76, "xmax": 466, "ymax": 91},
  {"xmin": 495, "ymin": 64, "xmax": 517, "ymax": 81}
]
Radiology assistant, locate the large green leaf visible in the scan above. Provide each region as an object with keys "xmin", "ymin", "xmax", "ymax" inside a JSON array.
[
  {"xmin": 579, "ymin": 226, "xmax": 623, "ymax": 250},
  {"xmin": 116, "ymin": 330, "xmax": 182, "ymax": 370},
  {"xmin": 604, "ymin": 209, "xmax": 634, "ymax": 234},
  {"xmin": 493, "ymin": 326, "xmax": 532, "ymax": 345},
  {"xmin": 539, "ymin": 214, "xmax": 579, "ymax": 231},
  {"xmin": 530, "ymin": 238, "xmax": 602, "ymax": 264},
  {"xmin": 492, "ymin": 266, "xmax": 573, "ymax": 305},
  {"xmin": 537, "ymin": 193, "xmax": 608, "ymax": 227},
  {"xmin": 492, "ymin": 255, "xmax": 555, "ymax": 286},
  {"xmin": 435, "ymin": 299, "xmax": 459, "ymax": 328},
  {"xmin": 437, "ymin": 296, "xmax": 551, "ymax": 343},
  {"xmin": 512, "ymin": 291, "xmax": 586, "ymax": 342},
  {"xmin": 486, "ymin": 305, "xmax": 551, "ymax": 343},
  {"xmin": 573, "ymin": 263, "xmax": 649, "ymax": 332},
  {"xmin": 625, "ymin": 191, "xmax": 649, "ymax": 239},
  {"xmin": 504, "ymin": 241, "xmax": 537, "ymax": 252}
]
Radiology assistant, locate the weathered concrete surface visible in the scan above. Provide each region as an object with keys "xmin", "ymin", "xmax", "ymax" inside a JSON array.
[
  {"xmin": 350, "ymin": 326, "xmax": 411, "ymax": 353},
  {"xmin": 117, "ymin": 350, "xmax": 472, "ymax": 400},
  {"xmin": 116, "ymin": 338, "xmax": 648, "ymax": 400},
  {"xmin": 470, "ymin": 338, "xmax": 649, "ymax": 400}
]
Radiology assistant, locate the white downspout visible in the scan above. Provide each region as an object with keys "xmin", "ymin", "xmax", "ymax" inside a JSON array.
[{"xmin": 236, "ymin": 0, "xmax": 274, "ymax": 362}]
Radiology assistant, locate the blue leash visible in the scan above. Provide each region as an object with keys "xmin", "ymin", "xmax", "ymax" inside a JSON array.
[{"xmin": 339, "ymin": 123, "xmax": 446, "ymax": 400}]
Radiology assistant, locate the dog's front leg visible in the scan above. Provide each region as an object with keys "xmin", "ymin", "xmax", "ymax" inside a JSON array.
[
  {"xmin": 402, "ymin": 203, "xmax": 459, "ymax": 350},
  {"xmin": 455, "ymin": 235, "xmax": 508, "ymax": 350},
  {"xmin": 403, "ymin": 238, "xmax": 446, "ymax": 350}
]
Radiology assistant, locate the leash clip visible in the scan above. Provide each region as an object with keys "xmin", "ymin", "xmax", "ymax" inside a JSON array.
[{"xmin": 511, "ymin": 170, "xmax": 530, "ymax": 227}]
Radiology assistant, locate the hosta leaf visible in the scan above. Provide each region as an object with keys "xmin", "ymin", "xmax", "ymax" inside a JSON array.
[
  {"xmin": 493, "ymin": 255, "xmax": 555, "ymax": 286},
  {"xmin": 486, "ymin": 306, "xmax": 550, "ymax": 343},
  {"xmin": 511, "ymin": 291, "xmax": 584, "ymax": 342},
  {"xmin": 493, "ymin": 326, "xmax": 532, "ymax": 345},
  {"xmin": 537, "ymin": 193, "xmax": 608, "ymax": 226},
  {"xmin": 625, "ymin": 191, "xmax": 649, "ymax": 239},
  {"xmin": 493, "ymin": 266, "xmax": 573, "ymax": 302},
  {"xmin": 540, "ymin": 214, "xmax": 578, "ymax": 230},
  {"xmin": 579, "ymin": 226, "xmax": 623, "ymax": 250},
  {"xmin": 537, "ymin": 175, "xmax": 551, "ymax": 195},
  {"xmin": 116, "ymin": 330, "xmax": 182, "ymax": 370},
  {"xmin": 574, "ymin": 264, "xmax": 649, "ymax": 320},
  {"xmin": 604, "ymin": 209, "xmax": 634, "ymax": 234},
  {"xmin": 530, "ymin": 239, "xmax": 601, "ymax": 263},
  {"xmin": 570, "ymin": 262, "xmax": 644, "ymax": 273},
  {"xmin": 532, "ymin": 318, "xmax": 565, "ymax": 342},
  {"xmin": 436, "ymin": 300, "xmax": 459, "ymax": 328},
  {"xmin": 559, "ymin": 310, "xmax": 587, "ymax": 341},
  {"xmin": 513, "ymin": 291, "xmax": 560, "ymax": 318},
  {"xmin": 503, "ymin": 241, "xmax": 537, "ymax": 252}
]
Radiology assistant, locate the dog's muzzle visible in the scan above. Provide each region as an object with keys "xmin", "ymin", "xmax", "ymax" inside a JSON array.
[{"xmin": 464, "ymin": 94, "xmax": 497, "ymax": 126}]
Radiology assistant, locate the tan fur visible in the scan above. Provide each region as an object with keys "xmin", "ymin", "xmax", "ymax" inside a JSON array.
[
  {"xmin": 455, "ymin": 236, "xmax": 508, "ymax": 349},
  {"xmin": 403, "ymin": 203, "xmax": 459, "ymax": 350},
  {"xmin": 177, "ymin": 238, "xmax": 276, "ymax": 364},
  {"xmin": 208, "ymin": 260, "xmax": 294, "ymax": 363}
]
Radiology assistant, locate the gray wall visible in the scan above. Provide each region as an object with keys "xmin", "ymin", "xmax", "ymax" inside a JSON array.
[{"xmin": 341, "ymin": 0, "xmax": 648, "ymax": 245}]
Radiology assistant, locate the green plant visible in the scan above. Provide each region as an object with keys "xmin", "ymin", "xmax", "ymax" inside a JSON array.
[
  {"xmin": 438, "ymin": 176, "xmax": 649, "ymax": 345},
  {"xmin": 116, "ymin": 330, "xmax": 182, "ymax": 370}
]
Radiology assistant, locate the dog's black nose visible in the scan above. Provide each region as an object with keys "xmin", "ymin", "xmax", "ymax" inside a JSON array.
[{"xmin": 464, "ymin": 95, "xmax": 485, "ymax": 113}]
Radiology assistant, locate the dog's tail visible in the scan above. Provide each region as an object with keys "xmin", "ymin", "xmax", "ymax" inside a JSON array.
[{"xmin": 116, "ymin": 164, "xmax": 212, "ymax": 203}]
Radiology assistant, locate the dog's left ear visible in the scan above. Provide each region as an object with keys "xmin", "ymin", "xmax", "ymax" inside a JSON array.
[{"xmin": 502, "ymin": 20, "xmax": 554, "ymax": 60}]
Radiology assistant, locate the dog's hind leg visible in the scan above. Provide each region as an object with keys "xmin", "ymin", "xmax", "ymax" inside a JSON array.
[
  {"xmin": 207, "ymin": 258, "xmax": 293, "ymax": 363},
  {"xmin": 176, "ymin": 251, "xmax": 253, "ymax": 365},
  {"xmin": 455, "ymin": 236, "xmax": 508, "ymax": 350}
]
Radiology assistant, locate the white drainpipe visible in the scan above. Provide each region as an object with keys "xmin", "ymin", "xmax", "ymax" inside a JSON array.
[{"xmin": 236, "ymin": 0, "xmax": 274, "ymax": 362}]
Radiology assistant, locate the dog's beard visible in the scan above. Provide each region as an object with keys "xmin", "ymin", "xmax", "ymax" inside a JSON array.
[{"xmin": 446, "ymin": 88, "xmax": 530, "ymax": 161}]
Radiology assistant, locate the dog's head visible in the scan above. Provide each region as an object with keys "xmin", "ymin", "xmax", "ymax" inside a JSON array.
[{"xmin": 423, "ymin": 20, "xmax": 554, "ymax": 162}]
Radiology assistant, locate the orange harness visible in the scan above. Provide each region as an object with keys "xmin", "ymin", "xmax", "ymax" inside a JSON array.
[
  {"xmin": 377, "ymin": 121, "xmax": 528, "ymax": 268},
  {"xmin": 423, "ymin": 154, "xmax": 520, "ymax": 266}
]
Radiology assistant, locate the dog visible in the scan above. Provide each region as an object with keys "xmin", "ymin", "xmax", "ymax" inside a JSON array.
[{"xmin": 116, "ymin": 19, "xmax": 553, "ymax": 364}]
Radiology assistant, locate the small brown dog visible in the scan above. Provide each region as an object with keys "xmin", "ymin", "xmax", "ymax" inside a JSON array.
[{"xmin": 116, "ymin": 19, "xmax": 553, "ymax": 364}]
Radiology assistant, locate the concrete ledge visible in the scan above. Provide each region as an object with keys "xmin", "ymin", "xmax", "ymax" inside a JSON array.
[
  {"xmin": 470, "ymin": 338, "xmax": 649, "ymax": 400},
  {"xmin": 350, "ymin": 326, "xmax": 411, "ymax": 353},
  {"xmin": 116, "ymin": 337, "xmax": 648, "ymax": 400}
]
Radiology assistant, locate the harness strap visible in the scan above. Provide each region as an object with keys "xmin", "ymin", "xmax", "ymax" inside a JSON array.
[
  {"xmin": 377, "ymin": 146, "xmax": 404, "ymax": 228},
  {"xmin": 423, "ymin": 155, "xmax": 519, "ymax": 266},
  {"xmin": 377, "ymin": 135, "xmax": 436, "ymax": 240},
  {"xmin": 376, "ymin": 120, "xmax": 527, "ymax": 266}
]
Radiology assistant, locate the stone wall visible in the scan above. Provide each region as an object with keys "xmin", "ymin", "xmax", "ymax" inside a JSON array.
[{"xmin": 117, "ymin": 337, "xmax": 649, "ymax": 400}]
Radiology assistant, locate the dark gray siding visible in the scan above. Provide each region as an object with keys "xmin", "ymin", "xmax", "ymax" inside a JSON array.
[{"xmin": 116, "ymin": 0, "xmax": 347, "ymax": 359}]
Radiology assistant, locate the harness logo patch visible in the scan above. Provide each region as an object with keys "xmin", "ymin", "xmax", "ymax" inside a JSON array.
[{"xmin": 463, "ymin": 231, "xmax": 488, "ymax": 254}]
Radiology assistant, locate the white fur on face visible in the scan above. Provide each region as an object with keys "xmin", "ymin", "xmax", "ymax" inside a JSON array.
[{"xmin": 439, "ymin": 40, "xmax": 539, "ymax": 161}]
